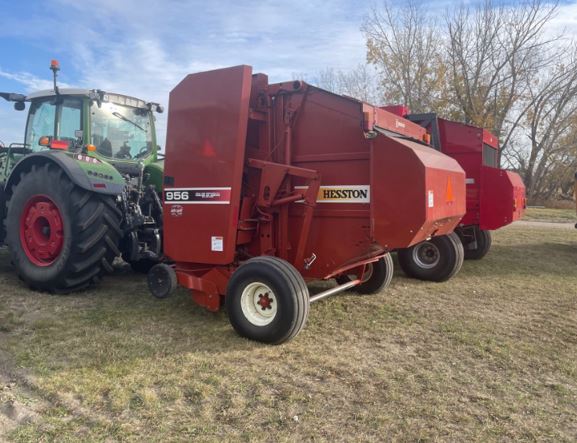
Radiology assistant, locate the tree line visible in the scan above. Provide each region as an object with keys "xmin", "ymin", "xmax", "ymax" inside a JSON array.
[{"xmin": 311, "ymin": 0, "xmax": 577, "ymax": 205}]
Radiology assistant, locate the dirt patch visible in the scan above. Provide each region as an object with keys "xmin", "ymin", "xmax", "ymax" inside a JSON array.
[{"xmin": 0, "ymin": 350, "xmax": 46, "ymax": 440}]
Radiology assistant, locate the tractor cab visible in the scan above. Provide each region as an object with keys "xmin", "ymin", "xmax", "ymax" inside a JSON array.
[
  {"xmin": 23, "ymin": 89, "xmax": 162, "ymax": 172},
  {"xmin": 1, "ymin": 60, "xmax": 163, "ymax": 177}
]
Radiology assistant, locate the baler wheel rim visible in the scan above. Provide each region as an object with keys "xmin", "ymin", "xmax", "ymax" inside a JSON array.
[
  {"xmin": 412, "ymin": 242, "xmax": 440, "ymax": 269},
  {"xmin": 240, "ymin": 282, "xmax": 278, "ymax": 326}
]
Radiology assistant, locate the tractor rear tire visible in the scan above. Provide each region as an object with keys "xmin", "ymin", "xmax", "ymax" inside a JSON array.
[
  {"xmin": 5, "ymin": 163, "xmax": 122, "ymax": 293},
  {"xmin": 397, "ymin": 232, "xmax": 463, "ymax": 282},
  {"xmin": 226, "ymin": 256, "xmax": 309, "ymax": 344},
  {"xmin": 335, "ymin": 253, "xmax": 394, "ymax": 294},
  {"xmin": 463, "ymin": 228, "xmax": 492, "ymax": 260}
]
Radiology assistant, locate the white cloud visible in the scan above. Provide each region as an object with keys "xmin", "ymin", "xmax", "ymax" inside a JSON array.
[
  {"xmin": 0, "ymin": 68, "xmax": 59, "ymax": 92},
  {"xmin": 11, "ymin": 0, "xmax": 370, "ymax": 145},
  {"xmin": 547, "ymin": 1, "xmax": 577, "ymax": 37}
]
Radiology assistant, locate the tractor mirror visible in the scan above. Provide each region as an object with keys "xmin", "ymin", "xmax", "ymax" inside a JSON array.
[
  {"xmin": 39, "ymin": 136, "xmax": 52, "ymax": 146},
  {"xmin": 14, "ymin": 102, "xmax": 25, "ymax": 111}
]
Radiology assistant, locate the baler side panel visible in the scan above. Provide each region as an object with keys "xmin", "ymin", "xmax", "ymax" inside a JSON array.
[
  {"xmin": 163, "ymin": 65, "xmax": 252, "ymax": 264},
  {"xmin": 289, "ymin": 89, "xmax": 375, "ymax": 278}
]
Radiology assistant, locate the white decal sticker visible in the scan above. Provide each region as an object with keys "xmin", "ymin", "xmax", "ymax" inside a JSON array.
[
  {"xmin": 465, "ymin": 178, "xmax": 475, "ymax": 184},
  {"xmin": 428, "ymin": 190, "xmax": 434, "ymax": 208},
  {"xmin": 170, "ymin": 205, "xmax": 183, "ymax": 217},
  {"xmin": 211, "ymin": 236, "xmax": 224, "ymax": 252}
]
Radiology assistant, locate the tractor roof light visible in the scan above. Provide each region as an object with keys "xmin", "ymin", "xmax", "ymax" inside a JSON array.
[{"xmin": 50, "ymin": 59, "xmax": 60, "ymax": 72}]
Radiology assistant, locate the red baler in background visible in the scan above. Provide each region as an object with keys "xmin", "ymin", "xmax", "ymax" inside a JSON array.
[
  {"xmin": 148, "ymin": 66, "xmax": 467, "ymax": 343},
  {"xmin": 386, "ymin": 109, "xmax": 526, "ymax": 262}
]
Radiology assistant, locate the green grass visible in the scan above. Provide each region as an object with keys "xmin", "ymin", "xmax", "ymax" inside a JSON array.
[
  {"xmin": 523, "ymin": 207, "xmax": 576, "ymax": 223},
  {"xmin": 0, "ymin": 224, "xmax": 576, "ymax": 442}
]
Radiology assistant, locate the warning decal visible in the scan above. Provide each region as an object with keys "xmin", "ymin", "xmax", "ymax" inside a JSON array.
[{"xmin": 211, "ymin": 236, "xmax": 224, "ymax": 252}]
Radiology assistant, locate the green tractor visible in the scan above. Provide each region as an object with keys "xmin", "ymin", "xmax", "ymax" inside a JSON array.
[{"xmin": 0, "ymin": 60, "xmax": 164, "ymax": 292}]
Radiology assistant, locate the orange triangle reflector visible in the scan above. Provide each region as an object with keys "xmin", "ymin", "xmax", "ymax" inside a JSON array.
[{"xmin": 446, "ymin": 177, "xmax": 454, "ymax": 202}]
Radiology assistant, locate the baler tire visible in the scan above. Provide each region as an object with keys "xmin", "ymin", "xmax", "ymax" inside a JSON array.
[
  {"xmin": 464, "ymin": 228, "xmax": 492, "ymax": 260},
  {"xmin": 4, "ymin": 163, "xmax": 121, "ymax": 293},
  {"xmin": 335, "ymin": 254, "xmax": 394, "ymax": 294},
  {"xmin": 226, "ymin": 256, "xmax": 310, "ymax": 344},
  {"xmin": 397, "ymin": 232, "xmax": 464, "ymax": 282},
  {"xmin": 147, "ymin": 264, "xmax": 177, "ymax": 299}
]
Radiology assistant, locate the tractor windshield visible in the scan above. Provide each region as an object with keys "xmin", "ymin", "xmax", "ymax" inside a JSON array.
[{"xmin": 90, "ymin": 102, "xmax": 153, "ymax": 160}]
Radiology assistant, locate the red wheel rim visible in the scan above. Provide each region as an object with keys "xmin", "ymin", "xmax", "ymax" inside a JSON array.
[{"xmin": 19, "ymin": 195, "xmax": 64, "ymax": 266}]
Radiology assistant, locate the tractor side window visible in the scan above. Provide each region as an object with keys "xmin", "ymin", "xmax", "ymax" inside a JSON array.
[
  {"xmin": 25, "ymin": 100, "xmax": 56, "ymax": 151},
  {"xmin": 58, "ymin": 98, "xmax": 82, "ymax": 143}
]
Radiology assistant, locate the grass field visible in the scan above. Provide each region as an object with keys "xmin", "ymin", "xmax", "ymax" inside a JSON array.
[
  {"xmin": 0, "ymin": 223, "xmax": 576, "ymax": 442},
  {"xmin": 523, "ymin": 207, "xmax": 576, "ymax": 223}
]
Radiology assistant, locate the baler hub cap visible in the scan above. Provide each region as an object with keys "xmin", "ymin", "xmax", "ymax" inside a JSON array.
[
  {"xmin": 413, "ymin": 242, "xmax": 440, "ymax": 269},
  {"xmin": 240, "ymin": 282, "xmax": 277, "ymax": 326}
]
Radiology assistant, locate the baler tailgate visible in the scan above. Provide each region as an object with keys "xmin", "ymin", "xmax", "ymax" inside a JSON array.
[
  {"xmin": 371, "ymin": 133, "xmax": 466, "ymax": 249},
  {"xmin": 480, "ymin": 167, "xmax": 526, "ymax": 230}
]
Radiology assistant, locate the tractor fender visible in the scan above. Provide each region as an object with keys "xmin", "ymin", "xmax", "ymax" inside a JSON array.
[{"xmin": 4, "ymin": 151, "xmax": 125, "ymax": 197}]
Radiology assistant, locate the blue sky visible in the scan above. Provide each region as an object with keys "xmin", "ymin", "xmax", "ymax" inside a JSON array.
[{"xmin": 1, "ymin": 0, "xmax": 576, "ymax": 146}]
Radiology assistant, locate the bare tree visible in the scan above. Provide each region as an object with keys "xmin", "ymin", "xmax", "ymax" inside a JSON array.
[
  {"xmin": 362, "ymin": 0, "xmax": 577, "ymax": 202},
  {"xmin": 362, "ymin": 0, "xmax": 449, "ymax": 113},
  {"xmin": 446, "ymin": 0, "xmax": 560, "ymax": 146},
  {"xmin": 508, "ymin": 56, "xmax": 577, "ymax": 201},
  {"xmin": 312, "ymin": 64, "xmax": 381, "ymax": 103}
]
